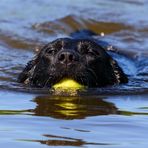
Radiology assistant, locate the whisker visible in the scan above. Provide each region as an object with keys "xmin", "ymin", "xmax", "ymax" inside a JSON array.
[{"xmin": 44, "ymin": 75, "xmax": 52, "ymax": 87}]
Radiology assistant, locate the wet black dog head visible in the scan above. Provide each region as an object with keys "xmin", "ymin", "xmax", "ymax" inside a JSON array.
[{"xmin": 18, "ymin": 38, "xmax": 128, "ymax": 88}]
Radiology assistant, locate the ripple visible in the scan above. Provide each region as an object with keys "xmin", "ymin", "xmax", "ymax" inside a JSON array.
[
  {"xmin": 0, "ymin": 43, "xmax": 147, "ymax": 96},
  {"xmin": 0, "ymin": 1, "xmax": 147, "ymax": 96},
  {"xmin": 32, "ymin": 15, "xmax": 132, "ymax": 36}
]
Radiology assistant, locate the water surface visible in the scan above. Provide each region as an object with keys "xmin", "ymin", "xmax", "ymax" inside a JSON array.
[{"xmin": 0, "ymin": 0, "xmax": 148, "ymax": 147}]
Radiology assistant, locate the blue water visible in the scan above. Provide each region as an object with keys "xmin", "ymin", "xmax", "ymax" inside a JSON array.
[{"xmin": 0, "ymin": 0, "xmax": 148, "ymax": 147}]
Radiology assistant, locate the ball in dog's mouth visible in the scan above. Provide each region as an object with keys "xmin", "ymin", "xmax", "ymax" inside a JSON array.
[{"xmin": 53, "ymin": 79, "xmax": 85, "ymax": 90}]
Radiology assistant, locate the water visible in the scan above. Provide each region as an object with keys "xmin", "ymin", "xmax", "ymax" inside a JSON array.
[{"xmin": 0, "ymin": 0, "xmax": 148, "ymax": 147}]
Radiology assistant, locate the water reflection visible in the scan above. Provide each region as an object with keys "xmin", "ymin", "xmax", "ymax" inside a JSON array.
[
  {"xmin": 0, "ymin": 0, "xmax": 148, "ymax": 147},
  {"xmin": 32, "ymin": 95, "xmax": 117, "ymax": 119},
  {"xmin": 25, "ymin": 134, "xmax": 108, "ymax": 147}
]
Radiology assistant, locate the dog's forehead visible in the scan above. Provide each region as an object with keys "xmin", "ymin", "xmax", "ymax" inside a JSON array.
[
  {"xmin": 48, "ymin": 38, "xmax": 105, "ymax": 54},
  {"xmin": 51, "ymin": 38, "xmax": 74, "ymax": 47},
  {"xmin": 76, "ymin": 39, "xmax": 97, "ymax": 46},
  {"xmin": 52, "ymin": 38, "xmax": 99, "ymax": 47},
  {"xmin": 76, "ymin": 39, "xmax": 106, "ymax": 53}
]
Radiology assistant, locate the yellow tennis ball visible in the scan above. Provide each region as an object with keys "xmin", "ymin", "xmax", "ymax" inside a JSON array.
[{"xmin": 53, "ymin": 79, "xmax": 84, "ymax": 90}]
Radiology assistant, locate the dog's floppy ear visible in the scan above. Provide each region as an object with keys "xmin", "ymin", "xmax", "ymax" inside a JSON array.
[
  {"xmin": 17, "ymin": 56, "xmax": 38, "ymax": 84},
  {"xmin": 109, "ymin": 58, "xmax": 128, "ymax": 84},
  {"xmin": 17, "ymin": 42, "xmax": 51, "ymax": 84}
]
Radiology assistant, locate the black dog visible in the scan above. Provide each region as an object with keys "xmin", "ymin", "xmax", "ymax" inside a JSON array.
[{"xmin": 18, "ymin": 30, "xmax": 128, "ymax": 88}]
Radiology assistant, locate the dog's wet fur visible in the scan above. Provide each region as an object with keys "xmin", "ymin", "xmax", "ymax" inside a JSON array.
[{"xmin": 18, "ymin": 30, "xmax": 128, "ymax": 88}]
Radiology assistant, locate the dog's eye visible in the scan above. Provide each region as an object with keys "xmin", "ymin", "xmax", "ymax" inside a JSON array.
[
  {"xmin": 46, "ymin": 41, "xmax": 63, "ymax": 55},
  {"xmin": 53, "ymin": 41, "xmax": 63, "ymax": 50},
  {"xmin": 80, "ymin": 45, "xmax": 98, "ymax": 56},
  {"xmin": 47, "ymin": 49, "xmax": 55, "ymax": 54},
  {"xmin": 78, "ymin": 42, "xmax": 90, "ymax": 54},
  {"xmin": 87, "ymin": 51, "xmax": 96, "ymax": 56}
]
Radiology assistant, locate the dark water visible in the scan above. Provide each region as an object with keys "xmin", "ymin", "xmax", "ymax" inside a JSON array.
[{"xmin": 0, "ymin": 0, "xmax": 148, "ymax": 147}]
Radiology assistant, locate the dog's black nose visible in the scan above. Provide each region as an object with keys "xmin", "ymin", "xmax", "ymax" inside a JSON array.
[{"xmin": 58, "ymin": 51, "xmax": 75, "ymax": 64}]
